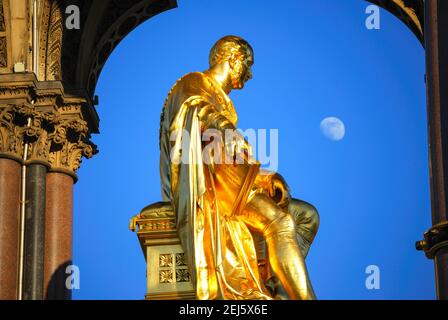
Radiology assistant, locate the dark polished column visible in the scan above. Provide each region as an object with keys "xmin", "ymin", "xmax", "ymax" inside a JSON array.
[
  {"xmin": 44, "ymin": 172, "xmax": 73, "ymax": 300},
  {"xmin": 421, "ymin": 0, "xmax": 448, "ymax": 300},
  {"xmin": 0, "ymin": 159, "xmax": 21, "ymax": 300},
  {"xmin": 22, "ymin": 164, "xmax": 47, "ymax": 300}
]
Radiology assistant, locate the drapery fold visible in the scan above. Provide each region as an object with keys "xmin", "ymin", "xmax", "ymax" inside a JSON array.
[{"xmin": 160, "ymin": 72, "xmax": 271, "ymax": 300}]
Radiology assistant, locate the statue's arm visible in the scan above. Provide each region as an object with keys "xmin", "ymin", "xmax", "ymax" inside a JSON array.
[
  {"xmin": 197, "ymin": 102, "xmax": 235, "ymax": 131},
  {"xmin": 196, "ymin": 101, "xmax": 252, "ymax": 158}
]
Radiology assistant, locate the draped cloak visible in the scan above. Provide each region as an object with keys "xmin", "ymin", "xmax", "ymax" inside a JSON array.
[{"xmin": 159, "ymin": 72, "xmax": 272, "ymax": 300}]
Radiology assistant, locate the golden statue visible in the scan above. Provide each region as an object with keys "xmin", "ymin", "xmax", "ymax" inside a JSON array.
[{"xmin": 153, "ymin": 35, "xmax": 318, "ymax": 300}]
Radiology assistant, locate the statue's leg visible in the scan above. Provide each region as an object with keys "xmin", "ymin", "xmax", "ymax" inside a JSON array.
[
  {"xmin": 288, "ymin": 199, "xmax": 320, "ymax": 258},
  {"xmin": 240, "ymin": 193, "xmax": 316, "ymax": 300}
]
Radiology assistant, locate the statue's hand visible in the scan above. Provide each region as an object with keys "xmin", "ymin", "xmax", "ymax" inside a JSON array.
[
  {"xmin": 255, "ymin": 171, "xmax": 291, "ymax": 209},
  {"xmin": 269, "ymin": 173, "xmax": 291, "ymax": 209}
]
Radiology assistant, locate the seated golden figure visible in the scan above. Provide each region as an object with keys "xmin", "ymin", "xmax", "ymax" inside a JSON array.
[{"xmin": 131, "ymin": 35, "xmax": 319, "ymax": 300}]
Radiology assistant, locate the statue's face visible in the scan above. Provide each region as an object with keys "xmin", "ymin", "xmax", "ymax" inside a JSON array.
[{"xmin": 230, "ymin": 51, "xmax": 253, "ymax": 90}]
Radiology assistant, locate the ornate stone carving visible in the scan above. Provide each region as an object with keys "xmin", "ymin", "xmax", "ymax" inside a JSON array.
[
  {"xmin": 0, "ymin": 0, "xmax": 6, "ymax": 68},
  {"xmin": 24, "ymin": 111, "xmax": 60, "ymax": 166},
  {"xmin": 46, "ymin": 0, "xmax": 64, "ymax": 81},
  {"xmin": 159, "ymin": 270, "xmax": 174, "ymax": 284},
  {"xmin": 130, "ymin": 202, "xmax": 195, "ymax": 299},
  {"xmin": 176, "ymin": 253, "xmax": 187, "ymax": 267},
  {"xmin": 176, "ymin": 269, "xmax": 190, "ymax": 283},
  {"xmin": 159, "ymin": 254, "xmax": 173, "ymax": 268},
  {"xmin": 0, "ymin": 102, "xmax": 97, "ymax": 177},
  {"xmin": 0, "ymin": 105, "xmax": 29, "ymax": 161},
  {"xmin": 0, "ymin": 85, "xmax": 31, "ymax": 99},
  {"xmin": 0, "ymin": 72, "xmax": 98, "ymax": 177},
  {"xmin": 0, "ymin": 37, "xmax": 8, "ymax": 68},
  {"xmin": 158, "ymin": 253, "xmax": 190, "ymax": 283},
  {"xmin": 48, "ymin": 117, "xmax": 97, "ymax": 178},
  {"xmin": 0, "ymin": 0, "xmax": 5, "ymax": 32},
  {"xmin": 0, "ymin": 104, "xmax": 58, "ymax": 164},
  {"xmin": 38, "ymin": 0, "xmax": 52, "ymax": 81}
]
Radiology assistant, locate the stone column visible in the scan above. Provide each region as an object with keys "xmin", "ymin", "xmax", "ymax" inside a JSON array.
[
  {"xmin": 0, "ymin": 104, "xmax": 27, "ymax": 300},
  {"xmin": 22, "ymin": 164, "xmax": 47, "ymax": 300},
  {"xmin": 43, "ymin": 115, "xmax": 96, "ymax": 300},
  {"xmin": 19, "ymin": 104, "xmax": 54, "ymax": 300},
  {"xmin": 425, "ymin": 0, "xmax": 448, "ymax": 300},
  {"xmin": 44, "ymin": 172, "xmax": 73, "ymax": 300},
  {"xmin": 0, "ymin": 95, "xmax": 96, "ymax": 300},
  {"xmin": 0, "ymin": 158, "xmax": 21, "ymax": 300},
  {"xmin": 416, "ymin": 0, "xmax": 448, "ymax": 300}
]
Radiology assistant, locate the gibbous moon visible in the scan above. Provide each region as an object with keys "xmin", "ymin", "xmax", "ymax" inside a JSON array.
[{"xmin": 320, "ymin": 117, "xmax": 345, "ymax": 141}]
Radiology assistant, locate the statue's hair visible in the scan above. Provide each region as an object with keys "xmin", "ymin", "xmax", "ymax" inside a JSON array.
[{"xmin": 209, "ymin": 35, "xmax": 253, "ymax": 67}]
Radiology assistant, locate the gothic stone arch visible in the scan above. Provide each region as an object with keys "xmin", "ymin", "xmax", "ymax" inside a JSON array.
[{"xmin": 0, "ymin": 0, "xmax": 447, "ymax": 300}]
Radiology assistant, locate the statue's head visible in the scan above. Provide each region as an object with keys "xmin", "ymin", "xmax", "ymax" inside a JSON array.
[{"xmin": 209, "ymin": 35, "xmax": 254, "ymax": 90}]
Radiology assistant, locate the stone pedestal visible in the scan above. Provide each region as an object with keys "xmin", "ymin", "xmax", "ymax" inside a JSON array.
[{"xmin": 129, "ymin": 202, "xmax": 195, "ymax": 300}]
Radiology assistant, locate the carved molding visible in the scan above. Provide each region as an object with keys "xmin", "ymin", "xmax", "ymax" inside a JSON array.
[
  {"xmin": 46, "ymin": 0, "xmax": 64, "ymax": 81},
  {"xmin": 0, "ymin": 102, "xmax": 97, "ymax": 177},
  {"xmin": 24, "ymin": 109, "xmax": 60, "ymax": 166},
  {"xmin": 48, "ymin": 116, "xmax": 97, "ymax": 178},
  {"xmin": 0, "ymin": 73, "xmax": 98, "ymax": 178},
  {"xmin": 0, "ymin": 37, "xmax": 7, "ymax": 68},
  {"xmin": 38, "ymin": 0, "xmax": 52, "ymax": 81},
  {"xmin": 0, "ymin": 0, "xmax": 7, "ymax": 68},
  {"xmin": 0, "ymin": 104, "xmax": 29, "ymax": 161},
  {"xmin": 0, "ymin": 1, "xmax": 5, "ymax": 32}
]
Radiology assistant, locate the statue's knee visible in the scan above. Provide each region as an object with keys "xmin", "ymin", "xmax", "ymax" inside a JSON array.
[
  {"xmin": 264, "ymin": 212, "xmax": 296, "ymax": 238},
  {"xmin": 306, "ymin": 205, "xmax": 320, "ymax": 236},
  {"xmin": 289, "ymin": 199, "xmax": 320, "ymax": 236},
  {"xmin": 281, "ymin": 213, "xmax": 296, "ymax": 230}
]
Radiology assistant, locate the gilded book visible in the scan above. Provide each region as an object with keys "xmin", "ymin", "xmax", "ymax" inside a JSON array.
[{"xmin": 213, "ymin": 159, "xmax": 260, "ymax": 217}]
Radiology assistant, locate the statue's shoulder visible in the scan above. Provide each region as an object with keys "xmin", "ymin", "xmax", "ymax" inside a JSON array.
[
  {"xmin": 163, "ymin": 72, "xmax": 211, "ymax": 111},
  {"xmin": 179, "ymin": 71, "xmax": 207, "ymax": 81},
  {"xmin": 175, "ymin": 72, "xmax": 210, "ymax": 91}
]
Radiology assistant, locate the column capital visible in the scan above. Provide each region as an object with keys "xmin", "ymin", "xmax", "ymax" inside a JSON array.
[
  {"xmin": 0, "ymin": 77, "xmax": 98, "ymax": 180},
  {"xmin": 48, "ymin": 115, "xmax": 97, "ymax": 181},
  {"xmin": 0, "ymin": 104, "xmax": 29, "ymax": 162}
]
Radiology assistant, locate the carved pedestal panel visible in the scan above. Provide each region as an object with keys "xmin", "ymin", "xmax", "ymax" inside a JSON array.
[{"xmin": 130, "ymin": 202, "xmax": 195, "ymax": 300}]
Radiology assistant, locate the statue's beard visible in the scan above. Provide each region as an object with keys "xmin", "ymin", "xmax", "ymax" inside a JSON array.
[
  {"xmin": 231, "ymin": 74, "xmax": 245, "ymax": 89},
  {"xmin": 230, "ymin": 65, "xmax": 245, "ymax": 89},
  {"xmin": 232, "ymin": 82, "xmax": 244, "ymax": 90}
]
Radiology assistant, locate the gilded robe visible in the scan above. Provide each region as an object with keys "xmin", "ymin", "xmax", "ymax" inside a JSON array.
[{"xmin": 159, "ymin": 72, "xmax": 271, "ymax": 300}]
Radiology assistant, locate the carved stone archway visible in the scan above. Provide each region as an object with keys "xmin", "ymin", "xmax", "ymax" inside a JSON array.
[{"xmin": 0, "ymin": 0, "xmax": 446, "ymax": 300}]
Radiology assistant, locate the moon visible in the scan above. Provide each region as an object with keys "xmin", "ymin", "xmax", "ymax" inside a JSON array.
[{"xmin": 320, "ymin": 117, "xmax": 345, "ymax": 141}]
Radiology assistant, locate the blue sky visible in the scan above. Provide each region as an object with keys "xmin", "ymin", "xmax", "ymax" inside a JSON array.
[{"xmin": 73, "ymin": 0, "xmax": 434, "ymax": 299}]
